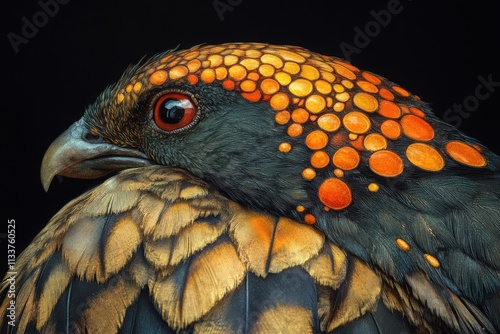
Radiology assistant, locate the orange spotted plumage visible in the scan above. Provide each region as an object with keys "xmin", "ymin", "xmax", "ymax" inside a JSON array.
[{"xmin": 108, "ymin": 42, "xmax": 492, "ymax": 226}]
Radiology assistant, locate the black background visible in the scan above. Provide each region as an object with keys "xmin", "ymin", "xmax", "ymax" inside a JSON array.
[{"xmin": 2, "ymin": 0, "xmax": 499, "ymax": 275}]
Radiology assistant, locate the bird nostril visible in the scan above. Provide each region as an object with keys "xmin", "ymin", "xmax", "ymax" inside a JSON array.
[{"xmin": 83, "ymin": 130, "xmax": 104, "ymax": 143}]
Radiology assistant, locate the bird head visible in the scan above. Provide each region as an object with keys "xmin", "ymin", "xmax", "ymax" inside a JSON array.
[{"xmin": 41, "ymin": 42, "xmax": 496, "ymax": 226}]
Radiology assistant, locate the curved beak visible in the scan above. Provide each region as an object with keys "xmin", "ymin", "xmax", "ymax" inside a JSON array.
[{"xmin": 41, "ymin": 119, "xmax": 152, "ymax": 191}]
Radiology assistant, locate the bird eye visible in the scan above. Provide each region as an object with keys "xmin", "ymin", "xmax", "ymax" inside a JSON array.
[{"xmin": 153, "ymin": 92, "xmax": 197, "ymax": 132}]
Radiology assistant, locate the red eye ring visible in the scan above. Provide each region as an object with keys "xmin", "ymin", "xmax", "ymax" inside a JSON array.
[{"xmin": 153, "ymin": 92, "xmax": 197, "ymax": 132}]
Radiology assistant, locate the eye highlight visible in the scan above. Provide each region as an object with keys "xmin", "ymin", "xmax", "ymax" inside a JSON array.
[{"xmin": 153, "ymin": 92, "xmax": 198, "ymax": 132}]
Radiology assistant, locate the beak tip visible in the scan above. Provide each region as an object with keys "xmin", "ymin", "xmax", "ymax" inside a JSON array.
[{"xmin": 40, "ymin": 164, "xmax": 54, "ymax": 192}]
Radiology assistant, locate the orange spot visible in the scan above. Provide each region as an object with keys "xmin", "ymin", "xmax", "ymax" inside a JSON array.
[
  {"xmin": 270, "ymin": 92, "xmax": 290, "ymax": 110},
  {"xmin": 334, "ymin": 168, "xmax": 344, "ymax": 178},
  {"xmin": 245, "ymin": 49, "xmax": 262, "ymax": 58},
  {"xmin": 356, "ymin": 80, "xmax": 378, "ymax": 93},
  {"xmin": 317, "ymin": 113, "xmax": 341, "ymax": 132},
  {"xmin": 187, "ymin": 59, "xmax": 202, "ymax": 73},
  {"xmin": 318, "ymin": 178, "xmax": 352, "ymax": 210},
  {"xmin": 336, "ymin": 92, "xmax": 350, "ymax": 102},
  {"xmin": 241, "ymin": 90, "xmax": 262, "ymax": 102},
  {"xmin": 343, "ymin": 80, "xmax": 354, "ymax": 89},
  {"xmin": 308, "ymin": 58, "xmax": 334, "ymax": 72},
  {"xmin": 116, "ymin": 93, "xmax": 124, "ymax": 104},
  {"xmin": 125, "ymin": 84, "xmax": 133, "ymax": 93},
  {"xmin": 309, "ymin": 115, "xmax": 318, "ymax": 122},
  {"xmin": 273, "ymin": 49, "xmax": 306, "ymax": 63},
  {"xmin": 289, "ymin": 78, "xmax": 313, "ymax": 97},
  {"xmin": 400, "ymin": 115, "xmax": 434, "ymax": 141},
  {"xmin": 348, "ymin": 133, "xmax": 358, "ymax": 141},
  {"xmin": 169, "ymin": 65, "xmax": 189, "ymax": 80},
  {"xmin": 223, "ymin": 55, "xmax": 239, "ymax": 66},
  {"xmin": 392, "ymin": 85, "xmax": 410, "ymax": 97},
  {"xmin": 305, "ymin": 95, "xmax": 326, "ymax": 114},
  {"xmin": 424, "ymin": 254, "xmax": 440, "ymax": 268},
  {"xmin": 261, "ymin": 53, "xmax": 284, "ymax": 68},
  {"xmin": 334, "ymin": 59, "xmax": 359, "ymax": 72},
  {"xmin": 332, "ymin": 63, "xmax": 357, "ymax": 80},
  {"xmin": 207, "ymin": 54, "xmax": 223, "ymax": 67},
  {"xmin": 305, "ymin": 130, "xmax": 329, "ymax": 150},
  {"xmin": 274, "ymin": 72, "xmax": 292, "ymax": 86},
  {"xmin": 406, "ymin": 143, "xmax": 445, "ymax": 171},
  {"xmin": 259, "ymin": 64, "xmax": 276, "ymax": 77},
  {"xmin": 368, "ymin": 183, "xmax": 379, "ymax": 192},
  {"xmin": 287, "ymin": 123, "xmax": 303, "ymax": 137},
  {"xmin": 278, "ymin": 142, "xmax": 292, "ymax": 153},
  {"xmin": 223, "ymin": 79, "xmax": 235, "ymax": 90},
  {"xmin": 353, "ymin": 92, "xmax": 379, "ymax": 112},
  {"xmin": 379, "ymin": 88, "xmax": 395, "ymax": 101},
  {"xmin": 231, "ymin": 49, "xmax": 245, "ymax": 57},
  {"xmin": 167, "ymin": 58, "xmax": 181, "ymax": 68},
  {"xmin": 208, "ymin": 45, "xmax": 225, "ymax": 53},
  {"xmin": 200, "ymin": 68, "xmax": 216, "ymax": 83},
  {"xmin": 133, "ymin": 82, "xmax": 142, "ymax": 94},
  {"xmin": 300, "ymin": 64, "xmax": 320, "ymax": 80},
  {"xmin": 333, "ymin": 102, "xmax": 345, "ymax": 112},
  {"xmin": 361, "ymin": 72, "xmax": 382, "ymax": 85},
  {"xmin": 149, "ymin": 70, "xmax": 168, "ymax": 85},
  {"xmin": 247, "ymin": 72, "xmax": 260, "ymax": 81},
  {"xmin": 409, "ymin": 106, "xmax": 426, "ymax": 118},
  {"xmin": 380, "ymin": 120, "xmax": 402, "ymax": 139},
  {"xmin": 333, "ymin": 84, "xmax": 345, "ymax": 93},
  {"xmin": 310, "ymin": 151, "xmax": 330, "ymax": 168},
  {"xmin": 240, "ymin": 79, "xmax": 257, "ymax": 92},
  {"xmin": 260, "ymin": 78, "xmax": 280, "ymax": 95},
  {"xmin": 187, "ymin": 74, "xmax": 198, "ymax": 85},
  {"xmin": 395, "ymin": 238, "xmax": 410, "ymax": 252},
  {"xmin": 343, "ymin": 111, "xmax": 371, "ymax": 134},
  {"xmin": 283, "ymin": 61, "xmax": 301, "ymax": 74},
  {"xmin": 228, "ymin": 64, "xmax": 247, "ymax": 81},
  {"xmin": 326, "ymin": 97, "xmax": 333, "ymax": 108},
  {"xmin": 275, "ymin": 110, "xmax": 291, "ymax": 125},
  {"xmin": 296, "ymin": 205, "xmax": 306, "ymax": 212},
  {"xmin": 368, "ymin": 150, "xmax": 404, "ymax": 177},
  {"xmin": 378, "ymin": 100, "xmax": 401, "ymax": 119},
  {"xmin": 240, "ymin": 58, "xmax": 260, "ymax": 71},
  {"xmin": 304, "ymin": 213, "xmax": 317, "ymax": 225},
  {"xmin": 333, "ymin": 146, "xmax": 360, "ymax": 170},
  {"xmin": 302, "ymin": 167, "xmax": 317, "ymax": 180},
  {"xmin": 445, "ymin": 141, "xmax": 487, "ymax": 167},
  {"xmin": 363, "ymin": 133, "xmax": 388, "ymax": 151},
  {"xmin": 321, "ymin": 71, "xmax": 336, "ymax": 83},
  {"xmin": 314, "ymin": 80, "xmax": 332, "ymax": 94},
  {"xmin": 291, "ymin": 108, "xmax": 309, "ymax": 124},
  {"xmin": 400, "ymin": 105, "xmax": 410, "ymax": 114},
  {"xmin": 183, "ymin": 50, "xmax": 200, "ymax": 60},
  {"xmin": 215, "ymin": 67, "xmax": 228, "ymax": 80}
]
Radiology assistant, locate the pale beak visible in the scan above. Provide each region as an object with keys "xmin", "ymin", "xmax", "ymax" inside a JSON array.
[{"xmin": 41, "ymin": 118, "xmax": 152, "ymax": 191}]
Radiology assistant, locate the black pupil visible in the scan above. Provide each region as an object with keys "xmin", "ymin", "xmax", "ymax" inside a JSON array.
[{"xmin": 159, "ymin": 99, "xmax": 185, "ymax": 124}]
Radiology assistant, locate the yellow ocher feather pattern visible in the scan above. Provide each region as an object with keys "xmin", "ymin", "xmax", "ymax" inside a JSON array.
[{"xmin": 0, "ymin": 166, "xmax": 387, "ymax": 333}]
